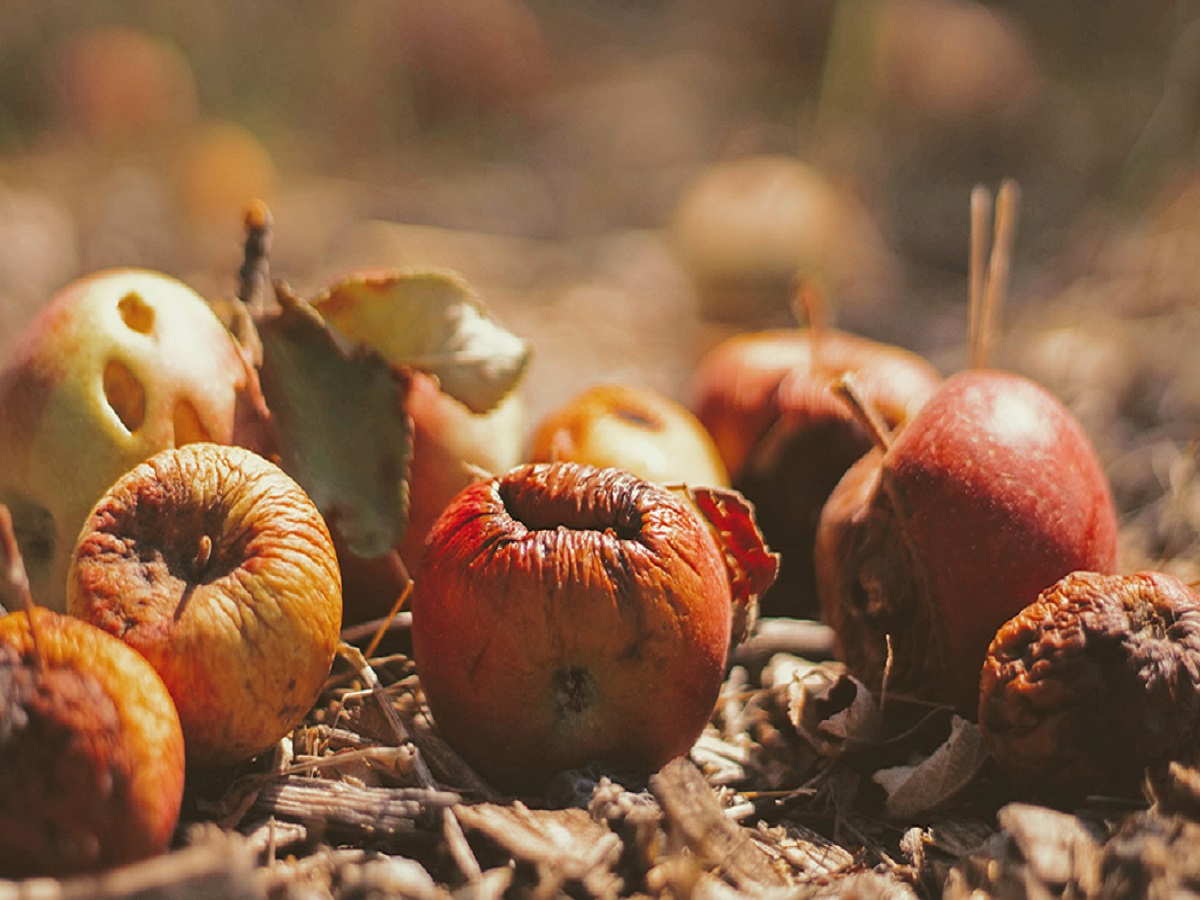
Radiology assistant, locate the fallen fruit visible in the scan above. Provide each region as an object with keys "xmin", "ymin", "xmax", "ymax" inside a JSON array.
[
  {"xmin": 980, "ymin": 570, "xmax": 1200, "ymax": 799},
  {"xmin": 689, "ymin": 326, "xmax": 941, "ymax": 617},
  {"xmin": 529, "ymin": 382, "xmax": 729, "ymax": 488},
  {"xmin": 0, "ymin": 267, "xmax": 270, "ymax": 612},
  {"xmin": 411, "ymin": 462, "xmax": 733, "ymax": 791},
  {"xmin": 0, "ymin": 606, "xmax": 185, "ymax": 876},
  {"xmin": 68, "ymin": 442, "xmax": 342, "ymax": 769},
  {"xmin": 815, "ymin": 368, "xmax": 1120, "ymax": 715}
]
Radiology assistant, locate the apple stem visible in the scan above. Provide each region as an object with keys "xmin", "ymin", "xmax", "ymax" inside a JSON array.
[
  {"xmin": 0, "ymin": 504, "xmax": 44, "ymax": 671},
  {"xmin": 237, "ymin": 199, "xmax": 274, "ymax": 314},
  {"xmin": 968, "ymin": 179, "xmax": 1021, "ymax": 370},
  {"xmin": 792, "ymin": 276, "xmax": 829, "ymax": 370},
  {"xmin": 834, "ymin": 372, "xmax": 894, "ymax": 452},
  {"xmin": 193, "ymin": 535, "xmax": 213, "ymax": 576}
]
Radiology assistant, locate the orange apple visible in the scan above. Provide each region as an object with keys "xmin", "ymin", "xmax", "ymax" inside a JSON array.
[
  {"xmin": 528, "ymin": 383, "xmax": 729, "ymax": 488},
  {"xmin": 411, "ymin": 462, "xmax": 733, "ymax": 792},
  {"xmin": 689, "ymin": 327, "xmax": 942, "ymax": 618},
  {"xmin": 0, "ymin": 268, "xmax": 270, "ymax": 613},
  {"xmin": 0, "ymin": 607, "xmax": 185, "ymax": 876},
  {"xmin": 68, "ymin": 442, "xmax": 342, "ymax": 769}
]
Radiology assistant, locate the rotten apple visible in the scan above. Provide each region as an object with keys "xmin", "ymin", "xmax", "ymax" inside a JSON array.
[
  {"xmin": 689, "ymin": 326, "xmax": 942, "ymax": 617},
  {"xmin": 68, "ymin": 442, "xmax": 342, "ymax": 769},
  {"xmin": 529, "ymin": 382, "xmax": 729, "ymax": 488},
  {"xmin": 0, "ymin": 607, "xmax": 185, "ymax": 876},
  {"xmin": 410, "ymin": 462, "xmax": 734, "ymax": 792},
  {"xmin": 815, "ymin": 368, "xmax": 1120, "ymax": 716},
  {"xmin": 0, "ymin": 267, "xmax": 270, "ymax": 612}
]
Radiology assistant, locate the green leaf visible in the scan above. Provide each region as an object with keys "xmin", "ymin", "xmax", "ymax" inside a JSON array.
[
  {"xmin": 311, "ymin": 268, "xmax": 530, "ymax": 414},
  {"xmin": 257, "ymin": 286, "xmax": 412, "ymax": 558}
]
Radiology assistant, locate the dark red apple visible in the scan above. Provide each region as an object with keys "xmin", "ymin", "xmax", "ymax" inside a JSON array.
[
  {"xmin": 689, "ymin": 327, "xmax": 942, "ymax": 618},
  {"xmin": 410, "ymin": 462, "xmax": 734, "ymax": 792},
  {"xmin": 815, "ymin": 368, "xmax": 1120, "ymax": 715}
]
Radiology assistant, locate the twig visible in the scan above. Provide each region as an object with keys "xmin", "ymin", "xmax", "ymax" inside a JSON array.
[
  {"xmin": 337, "ymin": 642, "xmax": 486, "ymax": 883},
  {"xmin": 833, "ymin": 372, "xmax": 894, "ymax": 452},
  {"xmin": 969, "ymin": 180, "xmax": 1021, "ymax": 370},
  {"xmin": 364, "ymin": 579, "xmax": 413, "ymax": 660},
  {"xmin": 237, "ymin": 199, "xmax": 274, "ymax": 312},
  {"xmin": 0, "ymin": 504, "xmax": 42, "ymax": 669}
]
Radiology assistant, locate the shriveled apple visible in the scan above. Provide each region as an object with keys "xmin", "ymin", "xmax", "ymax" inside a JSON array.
[
  {"xmin": 411, "ymin": 462, "xmax": 736, "ymax": 792},
  {"xmin": 68, "ymin": 442, "xmax": 341, "ymax": 769},
  {"xmin": 0, "ymin": 268, "xmax": 270, "ymax": 612},
  {"xmin": 0, "ymin": 607, "xmax": 185, "ymax": 876}
]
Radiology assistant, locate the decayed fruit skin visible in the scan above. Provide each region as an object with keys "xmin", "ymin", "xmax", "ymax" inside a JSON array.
[
  {"xmin": 815, "ymin": 369, "xmax": 1120, "ymax": 716},
  {"xmin": 68, "ymin": 442, "xmax": 342, "ymax": 769},
  {"xmin": 528, "ymin": 383, "xmax": 729, "ymax": 488},
  {"xmin": 689, "ymin": 327, "xmax": 942, "ymax": 617},
  {"xmin": 0, "ymin": 268, "xmax": 270, "ymax": 612},
  {"xmin": 0, "ymin": 607, "xmax": 185, "ymax": 876},
  {"xmin": 411, "ymin": 462, "xmax": 733, "ymax": 791},
  {"xmin": 980, "ymin": 570, "xmax": 1200, "ymax": 799}
]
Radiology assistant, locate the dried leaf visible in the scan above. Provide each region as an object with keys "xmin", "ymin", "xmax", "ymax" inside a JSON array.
[
  {"xmin": 789, "ymin": 669, "xmax": 881, "ymax": 755},
  {"xmin": 312, "ymin": 268, "xmax": 530, "ymax": 414},
  {"xmin": 257, "ymin": 287, "xmax": 412, "ymax": 557},
  {"xmin": 874, "ymin": 717, "xmax": 991, "ymax": 819},
  {"xmin": 683, "ymin": 486, "xmax": 780, "ymax": 644}
]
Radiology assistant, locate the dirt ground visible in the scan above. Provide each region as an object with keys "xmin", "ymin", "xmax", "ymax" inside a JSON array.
[{"xmin": 5, "ymin": 2, "xmax": 1200, "ymax": 897}]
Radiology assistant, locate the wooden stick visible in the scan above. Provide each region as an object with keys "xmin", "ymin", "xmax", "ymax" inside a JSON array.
[
  {"xmin": 971, "ymin": 180, "xmax": 1021, "ymax": 369},
  {"xmin": 968, "ymin": 185, "xmax": 993, "ymax": 369}
]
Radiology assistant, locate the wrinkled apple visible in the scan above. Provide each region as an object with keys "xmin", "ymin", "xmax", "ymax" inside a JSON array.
[
  {"xmin": 411, "ymin": 462, "xmax": 735, "ymax": 791},
  {"xmin": 68, "ymin": 442, "xmax": 342, "ymax": 769},
  {"xmin": 0, "ymin": 268, "xmax": 270, "ymax": 612}
]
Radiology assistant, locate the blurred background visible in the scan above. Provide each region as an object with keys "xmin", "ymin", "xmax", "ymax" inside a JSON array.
[{"xmin": 2, "ymin": 1, "xmax": 1200, "ymax": 545}]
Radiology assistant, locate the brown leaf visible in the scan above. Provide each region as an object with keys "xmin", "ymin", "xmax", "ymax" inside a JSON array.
[
  {"xmin": 257, "ymin": 285, "xmax": 413, "ymax": 558},
  {"xmin": 873, "ymin": 716, "xmax": 991, "ymax": 818}
]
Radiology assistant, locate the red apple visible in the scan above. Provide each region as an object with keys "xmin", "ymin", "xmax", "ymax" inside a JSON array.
[
  {"xmin": 0, "ymin": 268, "xmax": 270, "ymax": 613},
  {"xmin": 410, "ymin": 462, "xmax": 733, "ymax": 791},
  {"xmin": 528, "ymin": 382, "xmax": 729, "ymax": 488},
  {"xmin": 815, "ymin": 368, "xmax": 1120, "ymax": 715},
  {"xmin": 689, "ymin": 327, "xmax": 942, "ymax": 617},
  {"xmin": 68, "ymin": 442, "xmax": 342, "ymax": 769},
  {"xmin": 0, "ymin": 607, "xmax": 185, "ymax": 876}
]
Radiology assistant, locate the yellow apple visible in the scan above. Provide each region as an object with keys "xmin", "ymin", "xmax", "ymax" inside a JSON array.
[
  {"xmin": 528, "ymin": 382, "xmax": 729, "ymax": 488},
  {"xmin": 68, "ymin": 443, "xmax": 342, "ymax": 769},
  {"xmin": 0, "ymin": 268, "xmax": 269, "ymax": 612}
]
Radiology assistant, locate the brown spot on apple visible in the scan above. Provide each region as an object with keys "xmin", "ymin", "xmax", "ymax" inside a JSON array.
[{"xmin": 116, "ymin": 292, "xmax": 155, "ymax": 335}]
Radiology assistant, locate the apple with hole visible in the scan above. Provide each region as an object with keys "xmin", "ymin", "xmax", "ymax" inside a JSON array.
[
  {"xmin": 0, "ymin": 606, "xmax": 185, "ymax": 876},
  {"xmin": 411, "ymin": 462, "xmax": 736, "ymax": 791},
  {"xmin": 814, "ymin": 368, "xmax": 1120, "ymax": 716},
  {"xmin": 68, "ymin": 442, "xmax": 342, "ymax": 769},
  {"xmin": 0, "ymin": 268, "xmax": 270, "ymax": 613},
  {"xmin": 688, "ymin": 326, "xmax": 942, "ymax": 618},
  {"xmin": 529, "ymin": 382, "xmax": 729, "ymax": 488}
]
